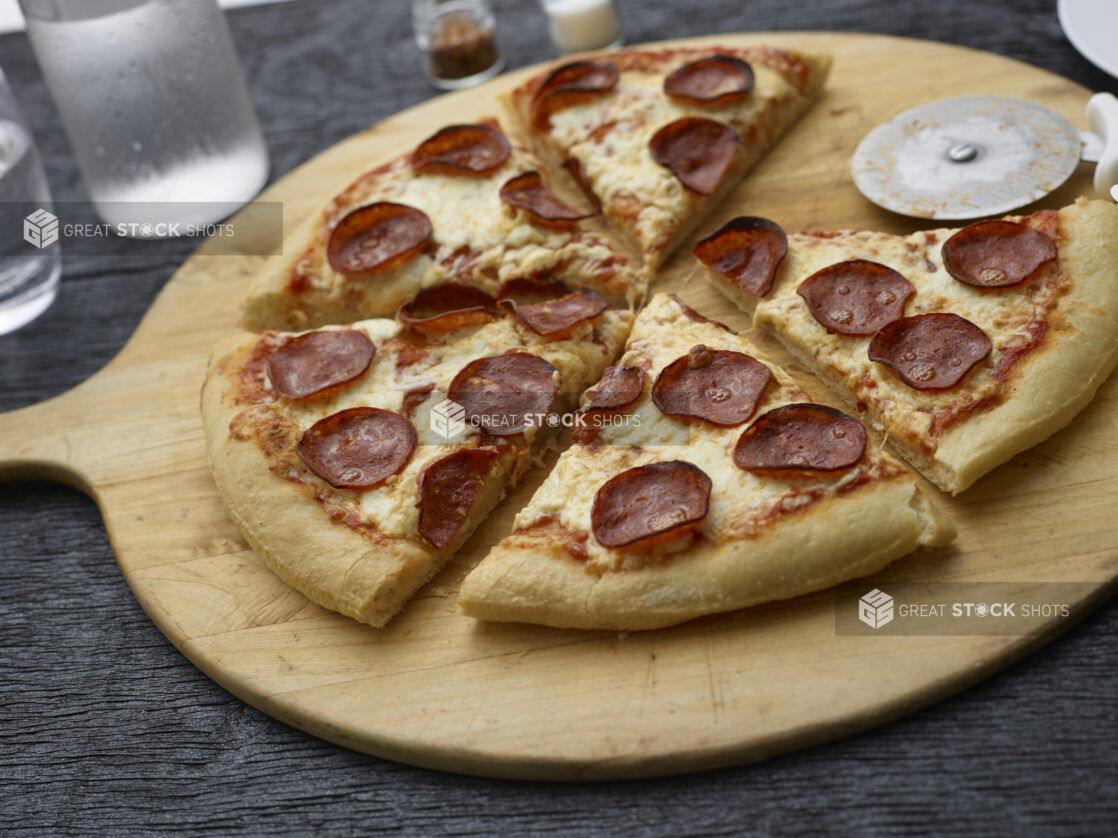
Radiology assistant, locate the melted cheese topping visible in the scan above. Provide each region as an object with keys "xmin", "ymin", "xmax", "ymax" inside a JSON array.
[
  {"xmin": 297, "ymin": 143, "xmax": 636, "ymax": 300},
  {"xmin": 753, "ymin": 215, "xmax": 1065, "ymax": 447},
  {"xmin": 513, "ymin": 294, "xmax": 901, "ymax": 571},
  {"xmin": 546, "ymin": 60, "xmax": 802, "ymax": 256},
  {"xmin": 256, "ymin": 311, "xmax": 632, "ymax": 539}
]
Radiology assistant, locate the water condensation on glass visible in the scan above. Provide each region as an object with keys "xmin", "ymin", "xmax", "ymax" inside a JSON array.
[
  {"xmin": 21, "ymin": 0, "xmax": 270, "ymax": 229},
  {"xmin": 0, "ymin": 67, "xmax": 61, "ymax": 333}
]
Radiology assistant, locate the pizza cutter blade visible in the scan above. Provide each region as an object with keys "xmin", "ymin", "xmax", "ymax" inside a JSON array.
[{"xmin": 851, "ymin": 95, "xmax": 1118, "ymax": 220}]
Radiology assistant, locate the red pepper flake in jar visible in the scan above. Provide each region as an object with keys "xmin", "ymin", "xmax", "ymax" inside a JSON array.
[{"xmin": 413, "ymin": 0, "xmax": 504, "ymax": 88}]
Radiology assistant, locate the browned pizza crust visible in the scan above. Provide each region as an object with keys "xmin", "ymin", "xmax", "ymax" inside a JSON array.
[
  {"xmin": 202, "ymin": 334, "xmax": 486, "ymax": 627},
  {"xmin": 931, "ymin": 200, "xmax": 1118, "ymax": 491},
  {"xmin": 459, "ymin": 474, "xmax": 949, "ymax": 631},
  {"xmin": 457, "ymin": 293, "xmax": 954, "ymax": 631},
  {"xmin": 202, "ymin": 309, "xmax": 633, "ymax": 628},
  {"xmin": 723, "ymin": 199, "xmax": 1118, "ymax": 494}
]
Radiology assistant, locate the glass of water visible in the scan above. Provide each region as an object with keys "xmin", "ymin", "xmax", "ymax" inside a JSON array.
[
  {"xmin": 0, "ymin": 65, "xmax": 60, "ymax": 334},
  {"xmin": 18, "ymin": 0, "xmax": 269, "ymax": 233}
]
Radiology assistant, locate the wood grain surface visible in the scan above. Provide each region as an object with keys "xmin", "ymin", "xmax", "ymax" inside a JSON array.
[{"xmin": 3, "ymin": 0, "xmax": 1117, "ymax": 832}]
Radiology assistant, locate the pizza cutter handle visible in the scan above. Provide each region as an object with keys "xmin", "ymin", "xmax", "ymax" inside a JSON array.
[{"xmin": 1087, "ymin": 93, "xmax": 1118, "ymax": 200}]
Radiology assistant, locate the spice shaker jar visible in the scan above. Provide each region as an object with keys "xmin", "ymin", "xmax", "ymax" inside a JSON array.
[
  {"xmin": 412, "ymin": 0, "xmax": 505, "ymax": 90},
  {"xmin": 538, "ymin": 0, "xmax": 624, "ymax": 55}
]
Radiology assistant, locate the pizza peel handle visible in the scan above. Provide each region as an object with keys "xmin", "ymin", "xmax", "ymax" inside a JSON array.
[
  {"xmin": 0, "ymin": 339, "xmax": 175, "ymax": 498},
  {"xmin": 0, "ymin": 388, "xmax": 100, "ymax": 489},
  {"xmin": 0, "ymin": 254, "xmax": 225, "ymax": 496}
]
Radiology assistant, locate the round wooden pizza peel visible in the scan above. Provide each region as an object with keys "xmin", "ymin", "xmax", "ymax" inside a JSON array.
[{"xmin": 2, "ymin": 32, "xmax": 1116, "ymax": 780}]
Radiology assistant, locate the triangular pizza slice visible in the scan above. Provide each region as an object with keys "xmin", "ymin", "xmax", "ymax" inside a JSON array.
[
  {"xmin": 457, "ymin": 293, "xmax": 951, "ymax": 631},
  {"xmin": 204, "ymin": 286, "xmax": 632, "ymax": 627},
  {"xmin": 503, "ymin": 45, "xmax": 831, "ymax": 272},
  {"xmin": 241, "ymin": 118, "xmax": 644, "ymax": 331},
  {"xmin": 693, "ymin": 198, "xmax": 1118, "ymax": 494}
]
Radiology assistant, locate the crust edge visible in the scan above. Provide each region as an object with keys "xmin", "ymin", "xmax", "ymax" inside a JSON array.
[
  {"xmin": 720, "ymin": 199, "xmax": 1118, "ymax": 495},
  {"xmin": 200, "ymin": 334, "xmax": 508, "ymax": 628},
  {"xmin": 458, "ymin": 436, "xmax": 952, "ymax": 632},
  {"xmin": 933, "ymin": 199, "xmax": 1118, "ymax": 492}
]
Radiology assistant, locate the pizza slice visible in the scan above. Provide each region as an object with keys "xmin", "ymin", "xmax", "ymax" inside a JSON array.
[
  {"xmin": 693, "ymin": 198, "xmax": 1118, "ymax": 494},
  {"xmin": 241, "ymin": 119, "xmax": 644, "ymax": 331},
  {"xmin": 204, "ymin": 285, "xmax": 632, "ymax": 627},
  {"xmin": 457, "ymin": 293, "xmax": 952, "ymax": 631},
  {"xmin": 503, "ymin": 46, "xmax": 831, "ymax": 272}
]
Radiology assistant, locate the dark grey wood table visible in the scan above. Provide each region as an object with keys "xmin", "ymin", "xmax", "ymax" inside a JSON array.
[{"xmin": 2, "ymin": 1, "xmax": 1116, "ymax": 834}]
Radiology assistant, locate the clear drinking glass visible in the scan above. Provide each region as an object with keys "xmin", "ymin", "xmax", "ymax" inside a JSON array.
[
  {"xmin": 18, "ymin": 0, "xmax": 269, "ymax": 232},
  {"xmin": 0, "ymin": 65, "xmax": 61, "ymax": 334}
]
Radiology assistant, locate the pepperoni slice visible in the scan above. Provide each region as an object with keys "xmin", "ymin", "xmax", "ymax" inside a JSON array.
[
  {"xmin": 411, "ymin": 124, "xmax": 510, "ymax": 177},
  {"xmin": 651, "ymin": 345, "xmax": 772, "ymax": 426},
  {"xmin": 495, "ymin": 277, "xmax": 571, "ymax": 304},
  {"xmin": 530, "ymin": 60, "xmax": 618, "ymax": 126},
  {"xmin": 868, "ymin": 313, "xmax": 992, "ymax": 390},
  {"xmin": 498, "ymin": 286, "xmax": 607, "ymax": 338},
  {"xmin": 584, "ymin": 365, "xmax": 645, "ymax": 411},
  {"xmin": 500, "ymin": 171, "xmax": 595, "ymax": 227},
  {"xmin": 591, "ymin": 460, "xmax": 711, "ymax": 549},
  {"xmin": 941, "ymin": 220, "xmax": 1058, "ymax": 288},
  {"xmin": 733, "ymin": 403, "xmax": 867, "ymax": 474},
  {"xmin": 266, "ymin": 330, "xmax": 375, "ymax": 400},
  {"xmin": 417, "ymin": 448, "xmax": 500, "ymax": 549},
  {"xmin": 664, "ymin": 55, "xmax": 754, "ymax": 106},
  {"xmin": 326, "ymin": 202, "xmax": 432, "ymax": 276},
  {"xmin": 692, "ymin": 216, "xmax": 787, "ymax": 297},
  {"xmin": 448, "ymin": 353, "xmax": 559, "ymax": 437},
  {"xmin": 296, "ymin": 407, "xmax": 416, "ymax": 490},
  {"xmin": 797, "ymin": 260, "xmax": 915, "ymax": 336},
  {"xmin": 397, "ymin": 283, "xmax": 500, "ymax": 333},
  {"xmin": 649, "ymin": 117, "xmax": 741, "ymax": 195}
]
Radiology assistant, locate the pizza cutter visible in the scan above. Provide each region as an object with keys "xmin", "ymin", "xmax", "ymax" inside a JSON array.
[{"xmin": 851, "ymin": 94, "xmax": 1118, "ymax": 220}]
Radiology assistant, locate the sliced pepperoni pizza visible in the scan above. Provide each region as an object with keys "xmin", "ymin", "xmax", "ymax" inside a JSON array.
[
  {"xmin": 694, "ymin": 198, "xmax": 1118, "ymax": 494},
  {"xmin": 456, "ymin": 293, "xmax": 952, "ymax": 631},
  {"xmin": 503, "ymin": 46, "xmax": 831, "ymax": 272},
  {"xmin": 241, "ymin": 119, "xmax": 643, "ymax": 332},
  {"xmin": 203, "ymin": 283, "xmax": 632, "ymax": 627}
]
